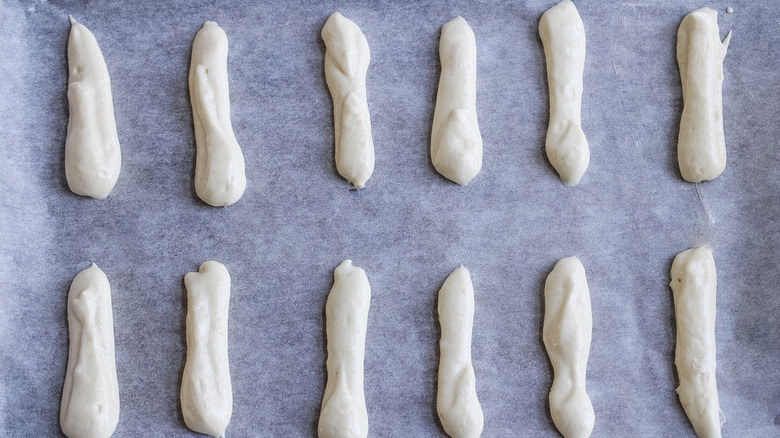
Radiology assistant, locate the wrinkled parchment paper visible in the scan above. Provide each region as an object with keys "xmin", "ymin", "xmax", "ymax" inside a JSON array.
[{"xmin": 1, "ymin": 0, "xmax": 778, "ymax": 436}]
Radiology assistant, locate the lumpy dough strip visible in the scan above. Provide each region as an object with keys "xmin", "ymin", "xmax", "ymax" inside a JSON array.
[
  {"xmin": 670, "ymin": 247, "xmax": 723, "ymax": 438},
  {"xmin": 190, "ymin": 22, "xmax": 246, "ymax": 207},
  {"xmin": 539, "ymin": 1, "xmax": 589, "ymax": 187},
  {"xmin": 543, "ymin": 257, "xmax": 594, "ymax": 438},
  {"xmin": 322, "ymin": 13, "xmax": 375, "ymax": 190},
  {"xmin": 60, "ymin": 264, "xmax": 119, "ymax": 438},
  {"xmin": 437, "ymin": 266, "xmax": 484, "ymax": 438},
  {"xmin": 431, "ymin": 17, "xmax": 482, "ymax": 186},
  {"xmin": 65, "ymin": 17, "xmax": 121, "ymax": 199},
  {"xmin": 677, "ymin": 8, "xmax": 730, "ymax": 183},
  {"xmin": 181, "ymin": 261, "xmax": 232, "ymax": 438},
  {"xmin": 319, "ymin": 260, "xmax": 371, "ymax": 438}
]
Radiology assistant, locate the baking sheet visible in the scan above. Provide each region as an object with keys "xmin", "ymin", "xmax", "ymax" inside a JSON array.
[{"xmin": 1, "ymin": 0, "xmax": 779, "ymax": 436}]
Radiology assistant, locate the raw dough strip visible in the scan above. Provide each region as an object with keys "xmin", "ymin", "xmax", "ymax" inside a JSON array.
[
  {"xmin": 543, "ymin": 257, "xmax": 594, "ymax": 438},
  {"xmin": 670, "ymin": 247, "xmax": 723, "ymax": 438},
  {"xmin": 60, "ymin": 264, "xmax": 119, "ymax": 438},
  {"xmin": 437, "ymin": 266, "xmax": 484, "ymax": 438},
  {"xmin": 539, "ymin": 1, "xmax": 590, "ymax": 187},
  {"xmin": 181, "ymin": 261, "xmax": 232, "ymax": 438},
  {"xmin": 65, "ymin": 17, "xmax": 121, "ymax": 199},
  {"xmin": 677, "ymin": 8, "xmax": 731, "ymax": 182},
  {"xmin": 431, "ymin": 17, "xmax": 482, "ymax": 186},
  {"xmin": 190, "ymin": 21, "xmax": 246, "ymax": 207},
  {"xmin": 319, "ymin": 260, "xmax": 371, "ymax": 438},
  {"xmin": 322, "ymin": 13, "xmax": 375, "ymax": 190}
]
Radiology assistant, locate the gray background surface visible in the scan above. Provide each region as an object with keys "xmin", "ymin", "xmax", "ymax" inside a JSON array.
[{"xmin": 1, "ymin": 0, "xmax": 779, "ymax": 436}]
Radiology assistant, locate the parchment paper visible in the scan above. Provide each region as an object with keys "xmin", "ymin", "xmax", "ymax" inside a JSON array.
[{"xmin": 1, "ymin": 0, "xmax": 778, "ymax": 436}]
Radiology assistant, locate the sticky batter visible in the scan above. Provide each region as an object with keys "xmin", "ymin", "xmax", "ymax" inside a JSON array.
[
  {"xmin": 181, "ymin": 261, "xmax": 233, "ymax": 438},
  {"xmin": 543, "ymin": 257, "xmax": 594, "ymax": 438},
  {"xmin": 322, "ymin": 13, "xmax": 375, "ymax": 190},
  {"xmin": 60, "ymin": 264, "xmax": 119, "ymax": 438},
  {"xmin": 65, "ymin": 17, "xmax": 121, "ymax": 199},
  {"xmin": 431, "ymin": 17, "xmax": 482, "ymax": 186},
  {"xmin": 670, "ymin": 247, "xmax": 724, "ymax": 438},
  {"xmin": 437, "ymin": 266, "xmax": 483, "ymax": 438},
  {"xmin": 539, "ymin": 1, "xmax": 590, "ymax": 187},
  {"xmin": 190, "ymin": 21, "xmax": 246, "ymax": 206},
  {"xmin": 319, "ymin": 260, "xmax": 371, "ymax": 438},
  {"xmin": 677, "ymin": 8, "xmax": 731, "ymax": 182}
]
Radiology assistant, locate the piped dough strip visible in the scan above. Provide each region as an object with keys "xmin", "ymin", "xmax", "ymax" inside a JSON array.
[
  {"xmin": 190, "ymin": 21, "xmax": 246, "ymax": 207},
  {"xmin": 65, "ymin": 17, "xmax": 121, "ymax": 199},
  {"xmin": 677, "ymin": 8, "xmax": 731, "ymax": 183},
  {"xmin": 539, "ymin": 1, "xmax": 590, "ymax": 187},
  {"xmin": 670, "ymin": 247, "xmax": 724, "ymax": 438},
  {"xmin": 181, "ymin": 261, "xmax": 233, "ymax": 438},
  {"xmin": 319, "ymin": 260, "xmax": 371, "ymax": 438},
  {"xmin": 60, "ymin": 264, "xmax": 119, "ymax": 438},
  {"xmin": 543, "ymin": 257, "xmax": 594, "ymax": 438},
  {"xmin": 431, "ymin": 17, "xmax": 482, "ymax": 186},
  {"xmin": 437, "ymin": 266, "xmax": 484, "ymax": 438},
  {"xmin": 322, "ymin": 13, "xmax": 375, "ymax": 190}
]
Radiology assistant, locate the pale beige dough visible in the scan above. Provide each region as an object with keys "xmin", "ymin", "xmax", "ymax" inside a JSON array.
[
  {"xmin": 543, "ymin": 257, "xmax": 594, "ymax": 438},
  {"xmin": 431, "ymin": 17, "xmax": 482, "ymax": 186},
  {"xmin": 60, "ymin": 264, "xmax": 119, "ymax": 438},
  {"xmin": 539, "ymin": 1, "xmax": 590, "ymax": 187},
  {"xmin": 190, "ymin": 22, "xmax": 246, "ymax": 207},
  {"xmin": 677, "ymin": 8, "xmax": 731, "ymax": 182},
  {"xmin": 319, "ymin": 260, "xmax": 371, "ymax": 438},
  {"xmin": 322, "ymin": 13, "xmax": 375, "ymax": 190},
  {"xmin": 181, "ymin": 261, "xmax": 233, "ymax": 438},
  {"xmin": 437, "ymin": 266, "xmax": 483, "ymax": 438},
  {"xmin": 670, "ymin": 247, "xmax": 724, "ymax": 438},
  {"xmin": 65, "ymin": 17, "xmax": 121, "ymax": 199}
]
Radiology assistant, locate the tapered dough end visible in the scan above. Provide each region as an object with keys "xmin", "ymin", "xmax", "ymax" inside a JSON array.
[
  {"xmin": 318, "ymin": 388, "xmax": 368, "ymax": 438},
  {"xmin": 670, "ymin": 247, "xmax": 716, "ymax": 287},
  {"xmin": 438, "ymin": 265, "xmax": 475, "ymax": 305},
  {"xmin": 442, "ymin": 16, "xmax": 473, "ymax": 36},
  {"xmin": 546, "ymin": 125, "xmax": 590, "ymax": 187},
  {"xmin": 440, "ymin": 409, "xmax": 484, "ymax": 438},
  {"xmin": 540, "ymin": 0, "xmax": 583, "ymax": 34},
  {"xmin": 322, "ymin": 12, "xmax": 364, "ymax": 44},
  {"xmin": 333, "ymin": 259, "xmax": 370, "ymax": 288},
  {"xmin": 184, "ymin": 260, "xmax": 230, "ymax": 289},
  {"xmin": 323, "ymin": 11, "xmax": 346, "ymax": 32},
  {"xmin": 432, "ymin": 109, "xmax": 483, "ymax": 186},
  {"xmin": 678, "ymin": 151, "xmax": 726, "ymax": 183},
  {"xmin": 548, "ymin": 256, "xmax": 585, "ymax": 279},
  {"xmin": 550, "ymin": 395, "xmax": 595, "ymax": 438},
  {"xmin": 439, "ymin": 16, "xmax": 476, "ymax": 64},
  {"xmin": 443, "ymin": 265, "xmax": 472, "ymax": 287},
  {"xmin": 69, "ymin": 263, "xmax": 110, "ymax": 293}
]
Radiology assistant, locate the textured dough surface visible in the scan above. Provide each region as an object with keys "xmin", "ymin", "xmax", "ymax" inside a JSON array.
[
  {"xmin": 543, "ymin": 257, "xmax": 594, "ymax": 438},
  {"xmin": 437, "ymin": 266, "xmax": 483, "ymax": 438},
  {"xmin": 190, "ymin": 21, "xmax": 246, "ymax": 207},
  {"xmin": 322, "ymin": 12, "xmax": 375, "ymax": 189},
  {"xmin": 319, "ymin": 260, "xmax": 371, "ymax": 438},
  {"xmin": 539, "ymin": 1, "xmax": 589, "ymax": 187},
  {"xmin": 65, "ymin": 17, "xmax": 121, "ymax": 199},
  {"xmin": 677, "ymin": 8, "xmax": 730, "ymax": 183},
  {"xmin": 181, "ymin": 261, "xmax": 233, "ymax": 438},
  {"xmin": 60, "ymin": 264, "xmax": 119, "ymax": 438},
  {"xmin": 431, "ymin": 16, "xmax": 482, "ymax": 186},
  {"xmin": 670, "ymin": 247, "xmax": 723, "ymax": 438}
]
